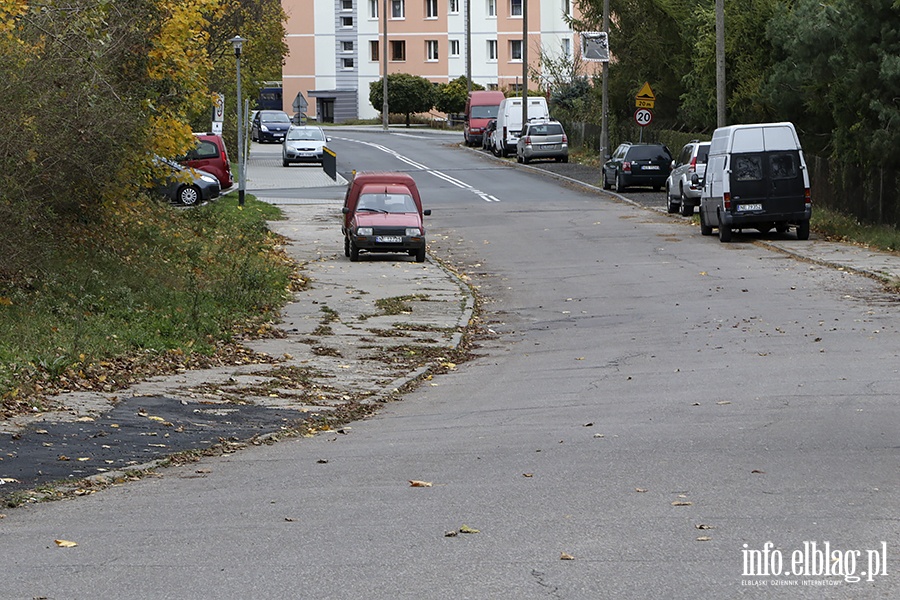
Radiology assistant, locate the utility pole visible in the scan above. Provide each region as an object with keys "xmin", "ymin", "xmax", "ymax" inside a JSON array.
[
  {"xmin": 521, "ymin": 0, "xmax": 528, "ymax": 128},
  {"xmin": 715, "ymin": 0, "xmax": 726, "ymax": 128},
  {"xmin": 382, "ymin": 0, "xmax": 389, "ymax": 131},
  {"xmin": 600, "ymin": 0, "xmax": 610, "ymax": 159},
  {"xmin": 465, "ymin": 0, "xmax": 471, "ymax": 94}
]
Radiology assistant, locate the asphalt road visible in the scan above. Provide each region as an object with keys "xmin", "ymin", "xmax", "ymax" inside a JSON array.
[{"xmin": 0, "ymin": 129, "xmax": 897, "ymax": 599}]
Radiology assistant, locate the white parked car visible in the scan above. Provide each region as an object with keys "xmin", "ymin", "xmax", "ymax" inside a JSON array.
[
  {"xmin": 282, "ymin": 125, "xmax": 330, "ymax": 166},
  {"xmin": 665, "ymin": 140, "xmax": 710, "ymax": 216}
]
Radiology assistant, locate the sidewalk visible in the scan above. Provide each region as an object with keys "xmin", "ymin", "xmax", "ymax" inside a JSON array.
[{"xmin": 0, "ymin": 189, "xmax": 473, "ymax": 500}]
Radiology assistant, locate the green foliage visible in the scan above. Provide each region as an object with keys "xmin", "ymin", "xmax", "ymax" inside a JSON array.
[
  {"xmin": 0, "ymin": 195, "xmax": 291, "ymax": 415},
  {"xmin": 369, "ymin": 73, "xmax": 437, "ymax": 126},
  {"xmin": 434, "ymin": 76, "xmax": 483, "ymax": 115}
]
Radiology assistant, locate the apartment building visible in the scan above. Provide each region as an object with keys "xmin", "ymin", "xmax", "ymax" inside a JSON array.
[{"xmin": 282, "ymin": 0, "xmax": 580, "ymax": 122}]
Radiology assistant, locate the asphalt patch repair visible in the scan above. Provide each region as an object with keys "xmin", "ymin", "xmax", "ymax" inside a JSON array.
[{"xmin": 0, "ymin": 394, "xmax": 329, "ymax": 500}]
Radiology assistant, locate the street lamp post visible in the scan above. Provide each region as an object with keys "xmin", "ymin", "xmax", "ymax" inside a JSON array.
[{"xmin": 229, "ymin": 35, "xmax": 248, "ymax": 206}]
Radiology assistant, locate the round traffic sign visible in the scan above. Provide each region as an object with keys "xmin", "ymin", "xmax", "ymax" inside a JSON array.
[{"xmin": 634, "ymin": 108, "xmax": 653, "ymax": 127}]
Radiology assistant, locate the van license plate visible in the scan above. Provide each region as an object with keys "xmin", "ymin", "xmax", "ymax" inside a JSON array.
[
  {"xmin": 738, "ymin": 203, "xmax": 763, "ymax": 212},
  {"xmin": 376, "ymin": 236, "xmax": 402, "ymax": 243}
]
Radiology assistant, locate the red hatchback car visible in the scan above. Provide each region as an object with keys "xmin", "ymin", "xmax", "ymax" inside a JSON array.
[
  {"xmin": 341, "ymin": 172, "xmax": 431, "ymax": 263},
  {"xmin": 179, "ymin": 133, "xmax": 233, "ymax": 190}
]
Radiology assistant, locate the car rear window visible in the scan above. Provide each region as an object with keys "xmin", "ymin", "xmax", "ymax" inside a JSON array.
[
  {"xmin": 358, "ymin": 193, "xmax": 417, "ymax": 213},
  {"xmin": 529, "ymin": 124, "xmax": 564, "ymax": 135},
  {"xmin": 733, "ymin": 155, "xmax": 763, "ymax": 181},
  {"xmin": 627, "ymin": 145, "xmax": 669, "ymax": 161},
  {"xmin": 191, "ymin": 140, "xmax": 219, "ymax": 160},
  {"xmin": 696, "ymin": 145, "xmax": 710, "ymax": 163}
]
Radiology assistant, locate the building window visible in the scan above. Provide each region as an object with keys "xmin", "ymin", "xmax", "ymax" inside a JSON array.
[
  {"xmin": 510, "ymin": 0, "xmax": 522, "ymax": 17},
  {"xmin": 342, "ymin": 57, "xmax": 355, "ymax": 69},
  {"xmin": 426, "ymin": 40, "xmax": 439, "ymax": 61},
  {"xmin": 370, "ymin": 40, "xmax": 379, "ymax": 61},
  {"xmin": 487, "ymin": 0, "xmax": 496, "ymax": 17},
  {"xmin": 562, "ymin": 38, "xmax": 571, "ymax": 57},
  {"xmin": 341, "ymin": 16, "xmax": 353, "ymax": 27},
  {"xmin": 449, "ymin": 0, "xmax": 459, "ymax": 13},
  {"xmin": 369, "ymin": 0, "xmax": 378, "ymax": 18},
  {"xmin": 487, "ymin": 83, "xmax": 499, "ymax": 90},
  {"xmin": 510, "ymin": 82, "xmax": 523, "ymax": 93},
  {"xmin": 449, "ymin": 39, "xmax": 460, "ymax": 57},
  {"xmin": 390, "ymin": 39, "xmax": 406, "ymax": 61},
  {"xmin": 510, "ymin": 39, "xmax": 522, "ymax": 61},
  {"xmin": 425, "ymin": 0, "xmax": 437, "ymax": 18},
  {"xmin": 392, "ymin": 0, "xmax": 405, "ymax": 18},
  {"xmin": 341, "ymin": 40, "xmax": 354, "ymax": 52},
  {"xmin": 487, "ymin": 39, "xmax": 497, "ymax": 61},
  {"xmin": 341, "ymin": 0, "xmax": 353, "ymax": 10},
  {"xmin": 563, "ymin": 0, "xmax": 571, "ymax": 16}
]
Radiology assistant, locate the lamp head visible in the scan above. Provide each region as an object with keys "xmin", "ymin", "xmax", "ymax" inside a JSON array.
[{"xmin": 229, "ymin": 36, "xmax": 247, "ymax": 57}]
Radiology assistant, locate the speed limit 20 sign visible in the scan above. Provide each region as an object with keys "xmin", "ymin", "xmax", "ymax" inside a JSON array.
[{"xmin": 634, "ymin": 108, "xmax": 653, "ymax": 127}]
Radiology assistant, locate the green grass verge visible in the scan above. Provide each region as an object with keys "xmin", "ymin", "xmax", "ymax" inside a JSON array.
[
  {"xmin": 811, "ymin": 206, "xmax": 900, "ymax": 253},
  {"xmin": 0, "ymin": 195, "xmax": 292, "ymax": 417}
]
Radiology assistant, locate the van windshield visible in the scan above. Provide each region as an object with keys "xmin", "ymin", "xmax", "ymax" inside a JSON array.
[
  {"xmin": 357, "ymin": 193, "xmax": 417, "ymax": 213},
  {"xmin": 471, "ymin": 105, "xmax": 499, "ymax": 119}
]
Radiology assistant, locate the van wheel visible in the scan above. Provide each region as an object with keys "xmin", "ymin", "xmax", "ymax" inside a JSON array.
[
  {"xmin": 700, "ymin": 211, "xmax": 713, "ymax": 235},
  {"xmin": 796, "ymin": 220, "xmax": 810, "ymax": 240},
  {"xmin": 349, "ymin": 241, "xmax": 360, "ymax": 262},
  {"xmin": 718, "ymin": 215, "xmax": 733, "ymax": 243},
  {"xmin": 492, "ymin": 143, "xmax": 500, "ymax": 157}
]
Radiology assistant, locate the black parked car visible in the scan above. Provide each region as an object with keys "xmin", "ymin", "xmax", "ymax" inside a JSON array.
[
  {"xmin": 481, "ymin": 119, "xmax": 497, "ymax": 151},
  {"xmin": 251, "ymin": 110, "xmax": 291, "ymax": 143},
  {"xmin": 602, "ymin": 142, "xmax": 673, "ymax": 192}
]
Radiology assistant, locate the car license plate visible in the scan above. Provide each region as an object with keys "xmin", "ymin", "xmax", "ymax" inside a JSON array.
[
  {"xmin": 541, "ymin": 144, "xmax": 560, "ymax": 150},
  {"xmin": 642, "ymin": 165, "xmax": 660, "ymax": 170},
  {"xmin": 738, "ymin": 203, "xmax": 763, "ymax": 211},
  {"xmin": 376, "ymin": 235, "xmax": 402, "ymax": 243}
]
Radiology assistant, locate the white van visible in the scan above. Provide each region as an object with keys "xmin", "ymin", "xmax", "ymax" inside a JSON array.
[
  {"xmin": 698, "ymin": 122, "xmax": 811, "ymax": 242},
  {"xmin": 490, "ymin": 96, "xmax": 550, "ymax": 157}
]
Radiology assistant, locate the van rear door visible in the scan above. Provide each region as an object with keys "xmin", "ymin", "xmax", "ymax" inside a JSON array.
[{"xmin": 729, "ymin": 150, "xmax": 805, "ymax": 214}]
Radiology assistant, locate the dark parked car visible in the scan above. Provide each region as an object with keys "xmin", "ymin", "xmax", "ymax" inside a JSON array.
[
  {"xmin": 178, "ymin": 132, "xmax": 233, "ymax": 189},
  {"xmin": 154, "ymin": 157, "xmax": 220, "ymax": 206},
  {"xmin": 481, "ymin": 119, "xmax": 497, "ymax": 151},
  {"xmin": 251, "ymin": 110, "xmax": 291, "ymax": 143},
  {"xmin": 602, "ymin": 142, "xmax": 673, "ymax": 192}
]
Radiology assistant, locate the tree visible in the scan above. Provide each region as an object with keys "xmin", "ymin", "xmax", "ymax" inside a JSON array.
[
  {"xmin": 434, "ymin": 76, "xmax": 483, "ymax": 116},
  {"xmin": 369, "ymin": 73, "xmax": 437, "ymax": 126}
]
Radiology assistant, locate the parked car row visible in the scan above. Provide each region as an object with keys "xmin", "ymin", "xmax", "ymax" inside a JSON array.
[{"xmin": 468, "ymin": 93, "xmax": 569, "ymax": 164}]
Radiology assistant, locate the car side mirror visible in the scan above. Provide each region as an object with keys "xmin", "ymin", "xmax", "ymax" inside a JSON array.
[
  {"xmin": 342, "ymin": 206, "xmax": 349, "ymax": 214},
  {"xmin": 423, "ymin": 209, "xmax": 432, "ymax": 216},
  {"xmin": 670, "ymin": 160, "xmax": 676, "ymax": 169},
  {"xmin": 326, "ymin": 137, "xmax": 331, "ymax": 142}
]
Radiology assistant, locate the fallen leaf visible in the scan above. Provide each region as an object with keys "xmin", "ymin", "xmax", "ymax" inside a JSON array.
[
  {"xmin": 459, "ymin": 525, "xmax": 479, "ymax": 534},
  {"xmin": 672, "ymin": 501, "xmax": 693, "ymax": 507},
  {"xmin": 695, "ymin": 524, "xmax": 714, "ymax": 530},
  {"xmin": 409, "ymin": 480, "xmax": 433, "ymax": 487},
  {"xmin": 76, "ymin": 457, "xmax": 90, "ymax": 462},
  {"xmin": 54, "ymin": 539, "xmax": 78, "ymax": 548},
  {"xmin": 57, "ymin": 455, "xmax": 70, "ymax": 461},
  {"xmin": 444, "ymin": 530, "xmax": 458, "ymax": 537},
  {"xmin": 523, "ymin": 473, "xmax": 534, "ymax": 478},
  {"xmin": 583, "ymin": 422, "xmax": 594, "ymax": 427},
  {"xmin": 284, "ymin": 517, "xmax": 296, "ymax": 522},
  {"xmin": 751, "ymin": 469, "xmax": 765, "ymax": 474},
  {"xmin": 560, "ymin": 552, "xmax": 575, "ymax": 560},
  {"xmin": 593, "ymin": 433, "xmax": 605, "ymax": 438},
  {"xmin": 635, "ymin": 488, "xmax": 648, "ymax": 493},
  {"xmin": 147, "ymin": 415, "xmax": 165, "ymax": 422},
  {"xmin": 0, "ymin": 478, "xmax": 19, "ymax": 484},
  {"xmin": 696, "ymin": 536, "xmax": 712, "ymax": 542},
  {"xmin": 716, "ymin": 401, "xmax": 731, "ymax": 405},
  {"xmin": 316, "ymin": 459, "xmax": 329, "ymax": 464},
  {"xmin": 75, "ymin": 416, "xmax": 94, "ymax": 422}
]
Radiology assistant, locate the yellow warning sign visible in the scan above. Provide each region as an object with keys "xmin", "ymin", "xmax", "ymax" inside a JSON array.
[{"xmin": 636, "ymin": 82, "xmax": 656, "ymax": 101}]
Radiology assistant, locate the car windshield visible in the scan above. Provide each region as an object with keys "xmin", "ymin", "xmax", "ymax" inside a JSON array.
[
  {"xmin": 471, "ymin": 105, "xmax": 499, "ymax": 119},
  {"xmin": 357, "ymin": 193, "xmax": 417, "ymax": 213},
  {"xmin": 287, "ymin": 128, "xmax": 325, "ymax": 141},
  {"xmin": 628, "ymin": 146, "xmax": 669, "ymax": 161},
  {"xmin": 261, "ymin": 112, "xmax": 290, "ymax": 123}
]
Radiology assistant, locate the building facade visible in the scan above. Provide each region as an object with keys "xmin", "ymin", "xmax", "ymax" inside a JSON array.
[{"xmin": 282, "ymin": 0, "xmax": 581, "ymax": 122}]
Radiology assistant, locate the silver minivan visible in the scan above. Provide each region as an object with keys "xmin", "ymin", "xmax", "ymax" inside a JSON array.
[{"xmin": 516, "ymin": 120, "xmax": 568, "ymax": 164}]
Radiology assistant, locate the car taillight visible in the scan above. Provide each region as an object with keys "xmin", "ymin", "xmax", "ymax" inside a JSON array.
[
  {"xmin": 623, "ymin": 161, "xmax": 632, "ymax": 173},
  {"xmin": 723, "ymin": 192, "xmax": 731, "ymax": 210},
  {"xmin": 804, "ymin": 188, "xmax": 811, "ymax": 207},
  {"xmin": 562, "ymin": 134, "xmax": 568, "ymax": 143},
  {"xmin": 689, "ymin": 156, "xmax": 697, "ymax": 173},
  {"xmin": 525, "ymin": 136, "xmax": 531, "ymax": 144}
]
